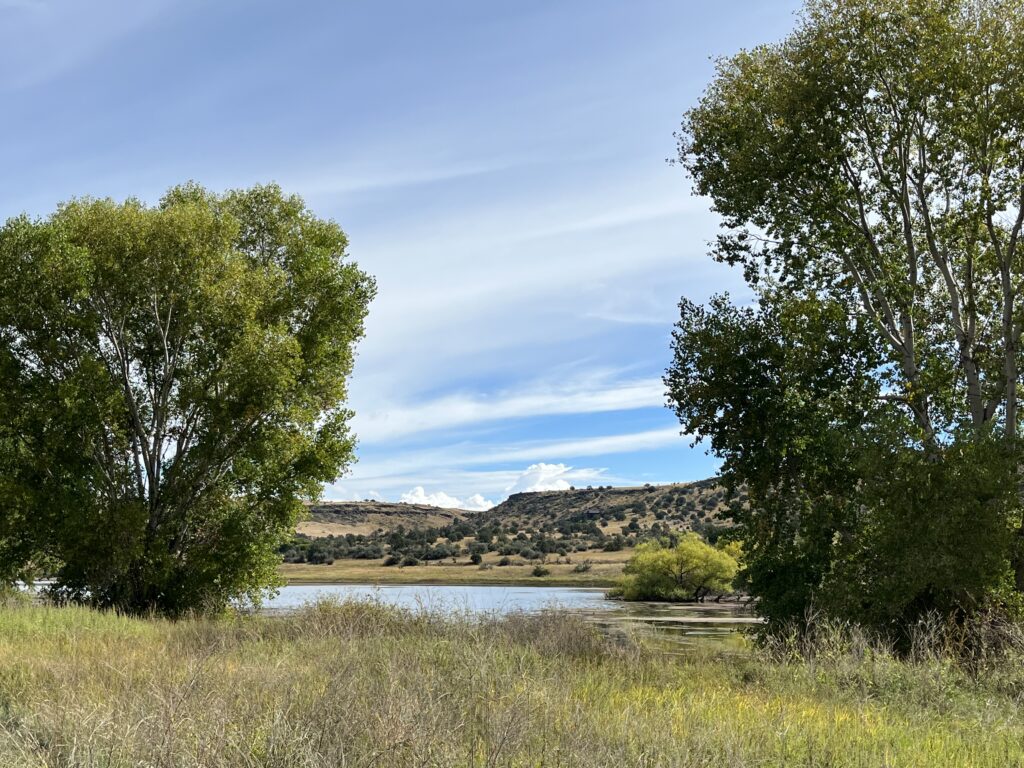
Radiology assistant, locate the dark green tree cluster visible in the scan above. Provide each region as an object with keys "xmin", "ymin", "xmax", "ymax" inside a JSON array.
[
  {"xmin": 0, "ymin": 184, "xmax": 375, "ymax": 615},
  {"xmin": 279, "ymin": 511, "xmax": 669, "ymax": 567},
  {"xmin": 669, "ymin": 0, "xmax": 1024, "ymax": 633}
]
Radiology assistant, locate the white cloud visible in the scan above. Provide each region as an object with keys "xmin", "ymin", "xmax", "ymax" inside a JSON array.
[
  {"xmin": 485, "ymin": 427, "xmax": 684, "ymax": 464},
  {"xmin": 338, "ymin": 171, "xmax": 734, "ymax": 401},
  {"xmin": 399, "ymin": 486, "xmax": 496, "ymax": 511},
  {"xmin": 463, "ymin": 494, "xmax": 495, "ymax": 511},
  {"xmin": 354, "ymin": 372, "xmax": 665, "ymax": 443},
  {"xmin": 393, "ymin": 463, "xmax": 606, "ymax": 510},
  {"xmin": 339, "ymin": 427, "xmax": 686, "ymax": 487},
  {"xmin": 291, "ymin": 159, "xmax": 530, "ymax": 200},
  {"xmin": 324, "ymin": 465, "xmax": 615, "ymax": 503},
  {"xmin": 396, "ymin": 463, "xmax": 604, "ymax": 509},
  {"xmin": 504, "ymin": 463, "xmax": 574, "ymax": 494}
]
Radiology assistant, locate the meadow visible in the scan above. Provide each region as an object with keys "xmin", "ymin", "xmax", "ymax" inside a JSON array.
[
  {"xmin": 279, "ymin": 549, "xmax": 632, "ymax": 587},
  {"xmin": 0, "ymin": 599, "xmax": 1021, "ymax": 767}
]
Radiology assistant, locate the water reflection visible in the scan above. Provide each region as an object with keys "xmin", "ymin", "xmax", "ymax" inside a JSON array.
[{"xmin": 263, "ymin": 583, "xmax": 760, "ymax": 649}]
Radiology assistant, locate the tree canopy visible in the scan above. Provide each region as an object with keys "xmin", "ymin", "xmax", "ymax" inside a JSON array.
[
  {"xmin": 612, "ymin": 535, "xmax": 738, "ymax": 602},
  {"xmin": 669, "ymin": 0, "xmax": 1024, "ymax": 631},
  {"xmin": 0, "ymin": 183, "xmax": 375, "ymax": 615}
]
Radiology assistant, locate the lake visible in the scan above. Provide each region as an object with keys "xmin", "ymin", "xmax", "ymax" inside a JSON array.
[{"xmin": 264, "ymin": 583, "xmax": 760, "ymax": 649}]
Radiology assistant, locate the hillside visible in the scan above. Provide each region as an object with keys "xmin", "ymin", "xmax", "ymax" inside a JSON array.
[
  {"xmin": 298, "ymin": 501, "xmax": 468, "ymax": 537},
  {"xmin": 301, "ymin": 479, "xmax": 734, "ymax": 537},
  {"xmin": 475, "ymin": 478, "xmax": 734, "ymax": 533},
  {"xmin": 285, "ymin": 479, "xmax": 737, "ymax": 582}
]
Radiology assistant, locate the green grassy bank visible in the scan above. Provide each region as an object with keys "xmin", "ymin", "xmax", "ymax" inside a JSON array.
[{"xmin": 0, "ymin": 601, "xmax": 1021, "ymax": 767}]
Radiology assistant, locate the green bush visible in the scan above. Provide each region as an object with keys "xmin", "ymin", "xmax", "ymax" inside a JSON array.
[{"xmin": 611, "ymin": 535, "xmax": 737, "ymax": 602}]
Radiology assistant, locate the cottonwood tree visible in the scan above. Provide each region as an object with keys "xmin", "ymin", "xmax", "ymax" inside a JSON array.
[
  {"xmin": 669, "ymin": 0, "xmax": 1024, "ymax": 627},
  {"xmin": 614, "ymin": 535, "xmax": 738, "ymax": 602},
  {"xmin": 0, "ymin": 184, "xmax": 375, "ymax": 615}
]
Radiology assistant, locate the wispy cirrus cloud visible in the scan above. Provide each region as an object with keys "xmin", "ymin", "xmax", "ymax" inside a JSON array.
[
  {"xmin": 285, "ymin": 156, "xmax": 529, "ymax": 200},
  {"xmin": 0, "ymin": 0, "xmax": 172, "ymax": 90},
  {"xmin": 353, "ymin": 372, "xmax": 665, "ymax": 443},
  {"xmin": 333, "ymin": 426, "xmax": 686, "ymax": 495}
]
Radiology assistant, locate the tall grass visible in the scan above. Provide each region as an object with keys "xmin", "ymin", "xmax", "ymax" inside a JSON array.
[{"xmin": 0, "ymin": 599, "xmax": 1021, "ymax": 766}]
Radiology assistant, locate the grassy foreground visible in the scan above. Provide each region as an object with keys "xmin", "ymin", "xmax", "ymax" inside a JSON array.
[
  {"xmin": 280, "ymin": 549, "xmax": 632, "ymax": 587},
  {"xmin": 0, "ymin": 602, "xmax": 1022, "ymax": 767}
]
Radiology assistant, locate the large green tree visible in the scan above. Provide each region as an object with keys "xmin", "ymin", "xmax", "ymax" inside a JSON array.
[
  {"xmin": 669, "ymin": 0, "xmax": 1024, "ymax": 629},
  {"xmin": 0, "ymin": 183, "xmax": 375, "ymax": 615}
]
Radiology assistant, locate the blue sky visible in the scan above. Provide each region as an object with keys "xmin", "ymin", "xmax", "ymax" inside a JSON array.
[{"xmin": 0, "ymin": 0, "xmax": 802, "ymax": 509}]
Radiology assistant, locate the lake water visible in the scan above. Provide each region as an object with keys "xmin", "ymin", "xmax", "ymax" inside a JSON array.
[{"xmin": 264, "ymin": 583, "xmax": 760, "ymax": 649}]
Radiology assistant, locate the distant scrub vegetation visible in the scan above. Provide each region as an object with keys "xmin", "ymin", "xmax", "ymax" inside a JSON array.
[{"xmin": 280, "ymin": 482, "xmax": 735, "ymax": 568}]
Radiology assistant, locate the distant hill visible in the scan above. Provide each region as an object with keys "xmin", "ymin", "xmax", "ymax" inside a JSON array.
[
  {"xmin": 474, "ymin": 478, "xmax": 734, "ymax": 533},
  {"xmin": 301, "ymin": 479, "xmax": 734, "ymax": 537},
  {"xmin": 298, "ymin": 501, "xmax": 468, "ymax": 537}
]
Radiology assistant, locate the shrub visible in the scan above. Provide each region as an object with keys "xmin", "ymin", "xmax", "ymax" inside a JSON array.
[
  {"xmin": 573, "ymin": 561, "xmax": 593, "ymax": 574},
  {"xmin": 603, "ymin": 536, "xmax": 625, "ymax": 552},
  {"xmin": 497, "ymin": 557, "xmax": 511, "ymax": 567},
  {"xmin": 532, "ymin": 565, "xmax": 551, "ymax": 577},
  {"xmin": 400, "ymin": 555, "xmax": 420, "ymax": 567},
  {"xmin": 611, "ymin": 535, "xmax": 737, "ymax": 602}
]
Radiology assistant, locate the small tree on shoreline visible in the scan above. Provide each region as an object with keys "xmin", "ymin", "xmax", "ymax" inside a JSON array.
[{"xmin": 612, "ymin": 535, "xmax": 738, "ymax": 602}]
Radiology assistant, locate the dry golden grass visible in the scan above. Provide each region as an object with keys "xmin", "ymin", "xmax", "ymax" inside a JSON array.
[
  {"xmin": 0, "ymin": 600, "xmax": 1022, "ymax": 767},
  {"xmin": 295, "ymin": 520, "xmax": 383, "ymax": 537},
  {"xmin": 280, "ymin": 549, "xmax": 632, "ymax": 586}
]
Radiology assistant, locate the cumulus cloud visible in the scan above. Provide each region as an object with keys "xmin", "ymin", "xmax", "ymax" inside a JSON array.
[
  {"xmin": 400, "ymin": 486, "xmax": 495, "ymax": 511},
  {"xmin": 504, "ymin": 463, "xmax": 575, "ymax": 494},
  {"xmin": 396, "ymin": 463, "xmax": 600, "ymax": 511}
]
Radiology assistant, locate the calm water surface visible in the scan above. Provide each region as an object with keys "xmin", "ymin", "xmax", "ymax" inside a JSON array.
[{"xmin": 264, "ymin": 583, "xmax": 760, "ymax": 649}]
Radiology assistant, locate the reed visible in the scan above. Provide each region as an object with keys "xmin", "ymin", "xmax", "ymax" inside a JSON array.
[{"xmin": 0, "ymin": 599, "xmax": 1021, "ymax": 767}]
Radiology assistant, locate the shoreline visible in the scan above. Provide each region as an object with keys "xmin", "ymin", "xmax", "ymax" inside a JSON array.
[
  {"xmin": 281, "ymin": 572, "xmax": 620, "ymax": 588},
  {"xmin": 280, "ymin": 550, "xmax": 632, "ymax": 588}
]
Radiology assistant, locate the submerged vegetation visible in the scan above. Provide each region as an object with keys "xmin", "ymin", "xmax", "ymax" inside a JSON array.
[{"xmin": 0, "ymin": 599, "xmax": 1022, "ymax": 767}]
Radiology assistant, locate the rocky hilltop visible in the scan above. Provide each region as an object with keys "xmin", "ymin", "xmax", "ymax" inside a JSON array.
[{"xmin": 301, "ymin": 478, "xmax": 733, "ymax": 537}]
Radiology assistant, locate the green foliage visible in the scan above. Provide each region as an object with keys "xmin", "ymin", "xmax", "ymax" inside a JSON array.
[
  {"xmin": 671, "ymin": 0, "xmax": 1024, "ymax": 632},
  {"xmin": 0, "ymin": 184, "xmax": 375, "ymax": 615},
  {"xmin": 612, "ymin": 535, "xmax": 738, "ymax": 602}
]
